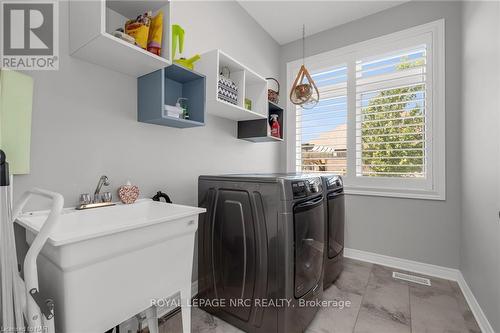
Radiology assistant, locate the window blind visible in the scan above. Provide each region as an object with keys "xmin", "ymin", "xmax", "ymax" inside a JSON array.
[
  {"xmin": 355, "ymin": 47, "xmax": 427, "ymax": 178},
  {"xmin": 296, "ymin": 65, "xmax": 348, "ymax": 174}
]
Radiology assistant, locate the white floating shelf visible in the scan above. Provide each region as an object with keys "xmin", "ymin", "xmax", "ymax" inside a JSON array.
[
  {"xmin": 69, "ymin": 0, "xmax": 171, "ymax": 77},
  {"xmin": 196, "ymin": 49, "xmax": 267, "ymax": 121},
  {"xmin": 206, "ymin": 99, "xmax": 266, "ymax": 121}
]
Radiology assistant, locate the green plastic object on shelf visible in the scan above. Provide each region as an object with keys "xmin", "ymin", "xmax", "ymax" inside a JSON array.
[
  {"xmin": 172, "ymin": 24, "xmax": 184, "ymax": 60},
  {"xmin": 245, "ymin": 98, "xmax": 252, "ymax": 110},
  {"xmin": 172, "ymin": 24, "xmax": 200, "ymax": 70},
  {"xmin": 175, "ymin": 55, "xmax": 201, "ymax": 71}
]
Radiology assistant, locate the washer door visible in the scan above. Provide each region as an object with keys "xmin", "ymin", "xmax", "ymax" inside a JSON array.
[
  {"xmin": 327, "ymin": 192, "xmax": 345, "ymax": 259},
  {"xmin": 293, "ymin": 196, "xmax": 325, "ymax": 298}
]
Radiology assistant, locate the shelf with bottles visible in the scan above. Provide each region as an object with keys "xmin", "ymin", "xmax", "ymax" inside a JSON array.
[
  {"xmin": 69, "ymin": 0, "xmax": 171, "ymax": 77},
  {"xmin": 138, "ymin": 64, "xmax": 206, "ymax": 128},
  {"xmin": 238, "ymin": 101, "xmax": 284, "ymax": 143}
]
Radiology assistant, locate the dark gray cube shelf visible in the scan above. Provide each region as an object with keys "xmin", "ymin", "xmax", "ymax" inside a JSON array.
[
  {"xmin": 238, "ymin": 101, "xmax": 284, "ymax": 142},
  {"xmin": 138, "ymin": 64, "xmax": 206, "ymax": 128}
]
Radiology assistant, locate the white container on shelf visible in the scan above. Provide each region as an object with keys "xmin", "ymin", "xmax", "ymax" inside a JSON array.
[{"xmin": 164, "ymin": 104, "xmax": 183, "ymax": 118}]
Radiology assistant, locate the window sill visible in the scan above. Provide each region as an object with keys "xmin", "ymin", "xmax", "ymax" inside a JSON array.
[{"xmin": 344, "ymin": 185, "xmax": 445, "ymax": 201}]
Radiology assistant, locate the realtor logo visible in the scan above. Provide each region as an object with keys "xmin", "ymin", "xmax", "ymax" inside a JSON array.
[{"xmin": 1, "ymin": 1, "xmax": 59, "ymax": 70}]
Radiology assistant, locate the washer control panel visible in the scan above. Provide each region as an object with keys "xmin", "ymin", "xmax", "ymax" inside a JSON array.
[
  {"xmin": 291, "ymin": 181, "xmax": 307, "ymax": 198},
  {"xmin": 291, "ymin": 178, "xmax": 323, "ymax": 198}
]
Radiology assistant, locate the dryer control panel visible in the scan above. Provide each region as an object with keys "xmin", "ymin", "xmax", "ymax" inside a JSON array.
[
  {"xmin": 291, "ymin": 181, "xmax": 307, "ymax": 198},
  {"xmin": 325, "ymin": 175, "xmax": 343, "ymax": 191}
]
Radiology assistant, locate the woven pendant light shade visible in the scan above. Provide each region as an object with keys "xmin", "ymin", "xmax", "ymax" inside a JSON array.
[
  {"xmin": 289, "ymin": 64, "xmax": 319, "ymax": 108},
  {"xmin": 289, "ymin": 25, "xmax": 319, "ymax": 109}
]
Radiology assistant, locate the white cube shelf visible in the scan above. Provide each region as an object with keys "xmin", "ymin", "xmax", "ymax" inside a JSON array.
[
  {"xmin": 70, "ymin": 0, "xmax": 171, "ymax": 77},
  {"xmin": 196, "ymin": 50, "xmax": 267, "ymax": 121}
]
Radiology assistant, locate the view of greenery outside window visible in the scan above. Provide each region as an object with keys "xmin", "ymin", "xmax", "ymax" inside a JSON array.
[{"xmin": 357, "ymin": 48, "xmax": 426, "ymax": 177}]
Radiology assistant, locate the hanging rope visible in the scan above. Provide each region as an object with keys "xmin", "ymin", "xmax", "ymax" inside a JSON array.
[{"xmin": 302, "ymin": 24, "xmax": 306, "ymax": 67}]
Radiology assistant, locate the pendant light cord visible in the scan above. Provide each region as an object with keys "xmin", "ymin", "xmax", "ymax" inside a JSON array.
[{"xmin": 302, "ymin": 24, "xmax": 305, "ymax": 66}]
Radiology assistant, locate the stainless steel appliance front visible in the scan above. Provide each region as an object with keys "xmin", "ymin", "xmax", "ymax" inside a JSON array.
[{"xmin": 197, "ymin": 174, "xmax": 325, "ymax": 333}]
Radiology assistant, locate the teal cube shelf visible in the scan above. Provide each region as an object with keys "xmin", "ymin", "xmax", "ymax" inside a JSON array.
[{"xmin": 138, "ymin": 64, "xmax": 206, "ymax": 128}]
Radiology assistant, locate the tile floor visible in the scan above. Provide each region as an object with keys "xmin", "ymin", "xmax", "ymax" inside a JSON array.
[{"xmin": 159, "ymin": 258, "xmax": 481, "ymax": 333}]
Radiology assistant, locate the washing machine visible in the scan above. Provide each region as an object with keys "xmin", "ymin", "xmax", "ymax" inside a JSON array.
[
  {"xmin": 320, "ymin": 175, "xmax": 345, "ymax": 289},
  {"xmin": 197, "ymin": 174, "xmax": 325, "ymax": 333}
]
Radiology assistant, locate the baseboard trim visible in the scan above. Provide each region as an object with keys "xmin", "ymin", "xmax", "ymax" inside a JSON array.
[
  {"xmin": 456, "ymin": 271, "xmax": 495, "ymax": 333},
  {"xmin": 344, "ymin": 247, "xmax": 494, "ymax": 333},
  {"xmin": 344, "ymin": 247, "xmax": 460, "ymax": 281}
]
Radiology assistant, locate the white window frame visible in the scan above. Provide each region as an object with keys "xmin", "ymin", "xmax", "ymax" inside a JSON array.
[{"xmin": 286, "ymin": 19, "xmax": 445, "ymax": 200}]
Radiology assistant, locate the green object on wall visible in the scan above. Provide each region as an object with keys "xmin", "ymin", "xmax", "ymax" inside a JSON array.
[{"xmin": 0, "ymin": 69, "xmax": 33, "ymax": 174}]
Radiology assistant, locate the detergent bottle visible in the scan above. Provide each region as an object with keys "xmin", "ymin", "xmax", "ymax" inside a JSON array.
[{"xmin": 270, "ymin": 114, "xmax": 281, "ymax": 138}]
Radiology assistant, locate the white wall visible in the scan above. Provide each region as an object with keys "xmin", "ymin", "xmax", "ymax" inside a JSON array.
[
  {"xmin": 13, "ymin": 1, "xmax": 281, "ymax": 209},
  {"xmin": 171, "ymin": 1, "xmax": 280, "ymax": 83},
  {"xmin": 280, "ymin": 1, "xmax": 463, "ymax": 268},
  {"xmin": 461, "ymin": 1, "xmax": 500, "ymax": 331}
]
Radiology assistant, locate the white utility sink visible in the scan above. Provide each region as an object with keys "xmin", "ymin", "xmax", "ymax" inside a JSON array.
[{"xmin": 16, "ymin": 199, "xmax": 205, "ymax": 333}]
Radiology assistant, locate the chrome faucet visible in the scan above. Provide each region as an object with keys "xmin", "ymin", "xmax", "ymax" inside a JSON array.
[
  {"xmin": 76, "ymin": 175, "xmax": 115, "ymax": 210},
  {"xmin": 93, "ymin": 175, "xmax": 110, "ymax": 203}
]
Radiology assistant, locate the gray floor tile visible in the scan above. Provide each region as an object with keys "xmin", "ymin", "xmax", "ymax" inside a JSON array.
[
  {"xmin": 157, "ymin": 261, "xmax": 482, "ymax": 333},
  {"xmin": 410, "ymin": 281, "xmax": 470, "ymax": 333},
  {"xmin": 191, "ymin": 307, "xmax": 243, "ymax": 333},
  {"xmin": 354, "ymin": 265, "xmax": 411, "ymax": 333},
  {"xmin": 408, "ymin": 273, "xmax": 481, "ymax": 333},
  {"xmin": 353, "ymin": 305, "xmax": 411, "ymax": 333},
  {"xmin": 306, "ymin": 284, "xmax": 363, "ymax": 333},
  {"xmin": 191, "ymin": 307, "xmax": 218, "ymax": 332},
  {"xmin": 334, "ymin": 258, "xmax": 373, "ymax": 296}
]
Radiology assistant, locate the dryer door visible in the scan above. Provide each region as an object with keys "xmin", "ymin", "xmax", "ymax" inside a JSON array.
[{"xmin": 293, "ymin": 196, "xmax": 325, "ymax": 298}]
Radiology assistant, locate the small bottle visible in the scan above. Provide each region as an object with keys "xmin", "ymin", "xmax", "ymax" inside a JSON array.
[
  {"xmin": 176, "ymin": 98, "xmax": 189, "ymax": 119},
  {"xmin": 183, "ymin": 107, "xmax": 190, "ymax": 120},
  {"xmin": 270, "ymin": 114, "xmax": 281, "ymax": 138}
]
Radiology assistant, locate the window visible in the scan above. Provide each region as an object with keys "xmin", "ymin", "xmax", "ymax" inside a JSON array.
[{"xmin": 287, "ymin": 20, "xmax": 445, "ymax": 200}]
